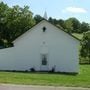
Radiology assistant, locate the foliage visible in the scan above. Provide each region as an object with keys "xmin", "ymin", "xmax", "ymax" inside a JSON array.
[
  {"xmin": 48, "ymin": 17, "xmax": 65, "ymax": 29},
  {"xmin": 80, "ymin": 22, "xmax": 90, "ymax": 33},
  {"xmin": 48, "ymin": 17, "xmax": 90, "ymax": 34},
  {"xmin": 0, "ymin": 2, "xmax": 35, "ymax": 47},
  {"xmin": 64, "ymin": 17, "xmax": 81, "ymax": 33},
  {"xmin": 0, "ymin": 2, "xmax": 9, "ymax": 40},
  {"xmin": 80, "ymin": 31, "xmax": 90, "ymax": 64},
  {"xmin": 34, "ymin": 15, "xmax": 43, "ymax": 23},
  {"xmin": 30, "ymin": 67, "xmax": 35, "ymax": 72},
  {"xmin": 6, "ymin": 5, "xmax": 35, "ymax": 41}
]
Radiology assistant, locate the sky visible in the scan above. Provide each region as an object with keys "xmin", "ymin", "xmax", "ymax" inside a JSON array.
[{"xmin": 2, "ymin": 0, "xmax": 90, "ymax": 23}]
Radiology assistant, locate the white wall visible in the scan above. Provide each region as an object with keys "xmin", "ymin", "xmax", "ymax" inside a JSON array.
[{"xmin": 0, "ymin": 20, "xmax": 80, "ymax": 73}]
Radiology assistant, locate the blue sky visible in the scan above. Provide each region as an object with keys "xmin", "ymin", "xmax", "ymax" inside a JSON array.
[{"xmin": 2, "ymin": 0, "xmax": 90, "ymax": 23}]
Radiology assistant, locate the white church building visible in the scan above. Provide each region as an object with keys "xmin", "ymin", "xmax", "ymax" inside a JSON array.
[{"xmin": 0, "ymin": 15, "xmax": 80, "ymax": 73}]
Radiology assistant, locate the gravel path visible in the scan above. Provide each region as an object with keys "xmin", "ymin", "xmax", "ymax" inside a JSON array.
[{"xmin": 0, "ymin": 84, "xmax": 90, "ymax": 90}]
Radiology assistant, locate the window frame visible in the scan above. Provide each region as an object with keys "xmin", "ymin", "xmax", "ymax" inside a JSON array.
[{"xmin": 41, "ymin": 54, "xmax": 47, "ymax": 65}]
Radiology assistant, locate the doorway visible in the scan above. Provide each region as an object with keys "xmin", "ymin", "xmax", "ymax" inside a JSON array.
[{"xmin": 40, "ymin": 54, "xmax": 48, "ymax": 71}]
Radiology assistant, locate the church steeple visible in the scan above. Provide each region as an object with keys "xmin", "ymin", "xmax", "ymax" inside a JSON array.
[{"xmin": 43, "ymin": 11, "xmax": 48, "ymax": 20}]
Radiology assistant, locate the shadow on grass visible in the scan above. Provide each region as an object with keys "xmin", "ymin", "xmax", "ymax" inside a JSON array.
[{"xmin": 0, "ymin": 70, "xmax": 78, "ymax": 76}]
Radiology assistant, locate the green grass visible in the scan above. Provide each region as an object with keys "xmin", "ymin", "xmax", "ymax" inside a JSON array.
[
  {"xmin": 72, "ymin": 33, "xmax": 83, "ymax": 40},
  {"xmin": 0, "ymin": 65, "xmax": 90, "ymax": 88}
]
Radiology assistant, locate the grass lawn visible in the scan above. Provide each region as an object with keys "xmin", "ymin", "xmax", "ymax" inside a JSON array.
[
  {"xmin": 72, "ymin": 33, "xmax": 83, "ymax": 40},
  {"xmin": 0, "ymin": 65, "xmax": 90, "ymax": 88}
]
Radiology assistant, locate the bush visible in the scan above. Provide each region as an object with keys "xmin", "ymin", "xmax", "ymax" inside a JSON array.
[
  {"xmin": 80, "ymin": 31, "xmax": 90, "ymax": 64},
  {"xmin": 30, "ymin": 67, "xmax": 35, "ymax": 72}
]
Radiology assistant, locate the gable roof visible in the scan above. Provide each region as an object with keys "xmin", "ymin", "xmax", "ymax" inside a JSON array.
[
  {"xmin": 44, "ymin": 19, "xmax": 80, "ymax": 41},
  {"xmin": 13, "ymin": 19, "xmax": 80, "ymax": 43}
]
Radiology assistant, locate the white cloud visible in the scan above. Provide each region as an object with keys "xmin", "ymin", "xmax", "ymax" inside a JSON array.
[{"xmin": 62, "ymin": 6, "xmax": 87, "ymax": 13}]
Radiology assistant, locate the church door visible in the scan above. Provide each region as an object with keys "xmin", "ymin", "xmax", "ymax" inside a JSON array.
[{"xmin": 40, "ymin": 54, "xmax": 48, "ymax": 71}]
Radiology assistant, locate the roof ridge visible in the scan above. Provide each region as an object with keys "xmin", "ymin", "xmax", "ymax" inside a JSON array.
[{"xmin": 13, "ymin": 19, "xmax": 80, "ymax": 43}]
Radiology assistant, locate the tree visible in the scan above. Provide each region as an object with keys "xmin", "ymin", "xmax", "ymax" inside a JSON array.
[
  {"xmin": 64, "ymin": 19, "xmax": 73, "ymax": 33},
  {"xmin": 6, "ymin": 5, "xmax": 35, "ymax": 41},
  {"xmin": 34, "ymin": 15, "xmax": 43, "ymax": 23},
  {"xmin": 58, "ymin": 19, "xmax": 65, "ymax": 29},
  {"xmin": 65, "ymin": 18, "xmax": 81, "ymax": 33},
  {"xmin": 48, "ymin": 17, "xmax": 56, "ymax": 25},
  {"xmin": 48, "ymin": 17, "xmax": 65, "ymax": 29},
  {"xmin": 80, "ymin": 31, "xmax": 90, "ymax": 63},
  {"xmin": 80, "ymin": 22, "xmax": 90, "ymax": 33},
  {"xmin": 0, "ymin": 2, "xmax": 9, "ymax": 40},
  {"xmin": 48, "ymin": 17, "xmax": 53, "ymax": 23},
  {"xmin": 0, "ymin": 2, "xmax": 35, "ymax": 47}
]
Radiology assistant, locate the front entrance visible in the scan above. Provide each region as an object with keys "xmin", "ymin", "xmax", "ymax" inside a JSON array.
[
  {"xmin": 40, "ymin": 54, "xmax": 48, "ymax": 71},
  {"xmin": 40, "ymin": 41, "xmax": 48, "ymax": 71}
]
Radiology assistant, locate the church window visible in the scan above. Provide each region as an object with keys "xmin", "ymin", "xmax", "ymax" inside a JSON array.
[
  {"xmin": 42, "ymin": 27, "xmax": 46, "ymax": 32},
  {"xmin": 42, "ymin": 54, "xmax": 47, "ymax": 65}
]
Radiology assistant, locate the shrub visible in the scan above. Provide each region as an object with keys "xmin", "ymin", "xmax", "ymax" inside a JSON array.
[{"xmin": 30, "ymin": 67, "xmax": 35, "ymax": 72}]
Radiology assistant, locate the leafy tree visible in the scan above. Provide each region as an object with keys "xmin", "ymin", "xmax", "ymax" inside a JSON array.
[
  {"xmin": 65, "ymin": 17, "xmax": 81, "ymax": 33},
  {"xmin": 0, "ymin": 2, "xmax": 9, "ymax": 40},
  {"xmin": 64, "ymin": 19, "xmax": 73, "ymax": 33},
  {"xmin": 80, "ymin": 22, "xmax": 90, "ymax": 33},
  {"xmin": 0, "ymin": 2, "xmax": 35, "ymax": 47},
  {"xmin": 6, "ymin": 5, "xmax": 35, "ymax": 41},
  {"xmin": 58, "ymin": 19, "xmax": 65, "ymax": 29},
  {"xmin": 34, "ymin": 15, "xmax": 43, "ymax": 23},
  {"xmin": 48, "ymin": 17, "xmax": 56, "ymax": 24},
  {"xmin": 80, "ymin": 31, "xmax": 90, "ymax": 63},
  {"xmin": 48, "ymin": 17, "xmax": 65, "ymax": 29},
  {"xmin": 48, "ymin": 17, "xmax": 53, "ymax": 23}
]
